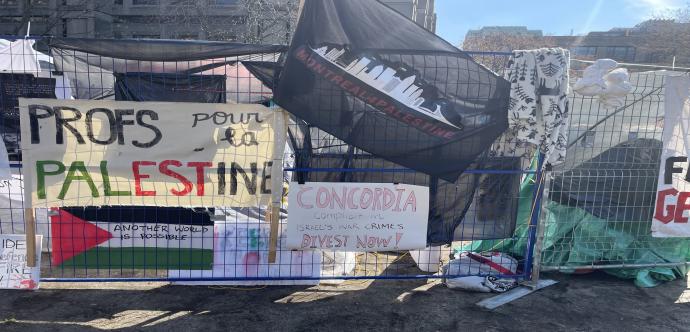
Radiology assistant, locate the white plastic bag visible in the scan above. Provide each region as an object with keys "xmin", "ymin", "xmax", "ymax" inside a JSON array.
[{"xmin": 442, "ymin": 251, "xmax": 518, "ymax": 292}]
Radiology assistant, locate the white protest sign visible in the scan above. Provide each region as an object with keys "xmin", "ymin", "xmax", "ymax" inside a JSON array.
[
  {"xmin": 286, "ymin": 182, "xmax": 429, "ymax": 251},
  {"xmin": 652, "ymin": 76, "xmax": 690, "ymax": 237},
  {"xmin": 170, "ymin": 222, "xmax": 320, "ymax": 285},
  {"xmin": 19, "ymin": 99, "xmax": 285, "ymax": 208},
  {"xmin": 0, "ymin": 234, "xmax": 41, "ymax": 289}
]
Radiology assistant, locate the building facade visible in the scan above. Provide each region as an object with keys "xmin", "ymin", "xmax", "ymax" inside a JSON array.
[
  {"xmin": 0, "ymin": 0, "xmax": 295, "ymax": 43},
  {"xmin": 0, "ymin": 0, "xmax": 436, "ymax": 42},
  {"xmin": 465, "ymin": 26, "xmax": 543, "ymax": 39},
  {"xmin": 464, "ymin": 20, "xmax": 690, "ymax": 66},
  {"xmin": 380, "ymin": 0, "xmax": 436, "ymax": 33}
]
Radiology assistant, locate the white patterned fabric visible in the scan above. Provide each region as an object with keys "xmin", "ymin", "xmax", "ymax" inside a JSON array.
[{"xmin": 495, "ymin": 48, "xmax": 570, "ymax": 165}]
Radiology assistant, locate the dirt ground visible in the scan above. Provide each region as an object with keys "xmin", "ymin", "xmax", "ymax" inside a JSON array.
[{"xmin": 0, "ymin": 272, "xmax": 689, "ymax": 331}]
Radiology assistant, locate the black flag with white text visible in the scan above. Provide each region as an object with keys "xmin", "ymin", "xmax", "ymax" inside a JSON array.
[{"xmin": 275, "ymin": 0, "xmax": 510, "ymax": 182}]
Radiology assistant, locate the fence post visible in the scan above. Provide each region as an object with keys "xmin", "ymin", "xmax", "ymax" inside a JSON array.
[
  {"xmin": 523, "ymin": 154, "xmax": 546, "ymax": 287},
  {"xmin": 268, "ymin": 109, "xmax": 289, "ymax": 263}
]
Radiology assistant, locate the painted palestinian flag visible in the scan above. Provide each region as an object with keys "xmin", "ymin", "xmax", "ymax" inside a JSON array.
[{"xmin": 51, "ymin": 206, "xmax": 214, "ymax": 270}]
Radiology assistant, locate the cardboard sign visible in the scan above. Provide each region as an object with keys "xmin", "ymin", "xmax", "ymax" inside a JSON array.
[
  {"xmin": 652, "ymin": 76, "xmax": 690, "ymax": 237},
  {"xmin": 170, "ymin": 222, "xmax": 321, "ymax": 285},
  {"xmin": 0, "ymin": 234, "xmax": 41, "ymax": 290},
  {"xmin": 19, "ymin": 99, "xmax": 285, "ymax": 207},
  {"xmin": 286, "ymin": 182, "xmax": 429, "ymax": 251}
]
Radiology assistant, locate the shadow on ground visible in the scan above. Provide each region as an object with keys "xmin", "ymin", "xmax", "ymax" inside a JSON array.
[{"xmin": 0, "ymin": 272, "xmax": 689, "ymax": 331}]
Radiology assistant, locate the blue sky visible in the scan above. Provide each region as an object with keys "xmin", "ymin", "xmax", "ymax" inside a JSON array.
[{"xmin": 435, "ymin": 0, "xmax": 688, "ymax": 46}]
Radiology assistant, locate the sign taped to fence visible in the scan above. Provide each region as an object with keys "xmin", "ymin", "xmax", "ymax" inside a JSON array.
[
  {"xmin": 19, "ymin": 99, "xmax": 284, "ymax": 207},
  {"xmin": 0, "ymin": 234, "xmax": 41, "ymax": 290},
  {"xmin": 170, "ymin": 222, "xmax": 321, "ymax": 285},
  {"xmin": 652, "ymin": 76, "xmax": 690, "ymax": 237},
  {"xmin": 286, "ymin": 182, "xmax": 429, "ymax": 251}
]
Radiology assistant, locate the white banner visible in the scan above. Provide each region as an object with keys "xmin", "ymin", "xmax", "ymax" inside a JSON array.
[
  {"xmin": 286, "ymin": 182, "xmax": 429, "ymax": 251},
  {"xmin": 652, "ymin": 76, "xmax": 690, "ymax": 237},
  {"xmin": 0, "ymin": 234, "xmax": 41, "ymax": 290},
  {"xmin": 19, "ymin": 99, "xmax": 286, "ymax": 207}
]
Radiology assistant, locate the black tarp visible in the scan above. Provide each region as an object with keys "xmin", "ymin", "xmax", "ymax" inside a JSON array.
[
  {"xmin": 549, "ymin": 138, "xmax": 662, "ymax": 221},
  {"xmin": 275, "ymin": 0, "xmax": 510, "ymax": 182},
  {"xmin": 114, "ymin": 72, "xmax": 226, "ymax": 103},
  {"xmin": 50, "ymin": 38, "xmax": 287, "ymax": 62},
  {"xmin": 50, "ymin": 38, "xmax": 281, "ymax": 102},
  {"xmin": 0, "ymin": 73, "xmax": 56, "ymax": 131},
  {"xmin": 0, "ymin": 73, "xmax": 56, "ymax": 160},
  {"xmin": 289, "ymin": 123, "xmax": 521, "ymax": 244}
]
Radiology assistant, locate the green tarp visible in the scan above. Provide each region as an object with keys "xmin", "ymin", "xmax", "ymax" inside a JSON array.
[{"xmin": 457, "ymin": 171, "xmax": 690, "ymax": 287}]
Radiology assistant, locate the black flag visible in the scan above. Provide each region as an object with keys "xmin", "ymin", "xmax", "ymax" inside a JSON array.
[{"xmin": 275, "ymin": 0, "xmax": 510, "ymax": 182}]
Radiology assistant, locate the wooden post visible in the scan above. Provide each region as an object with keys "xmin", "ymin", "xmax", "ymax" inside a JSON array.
[
  {"xmin": 24, "ymin": 208, "xmax": 36, "ymax": 267},
  {"xmin": 268, "ymin": 109, "xmax": 289, "ymax": 263}
]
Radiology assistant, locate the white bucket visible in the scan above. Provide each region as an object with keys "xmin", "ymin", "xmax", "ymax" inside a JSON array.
[{"xmin": 409, "ymin": 246, "xmax": 442, "ymax": 272}]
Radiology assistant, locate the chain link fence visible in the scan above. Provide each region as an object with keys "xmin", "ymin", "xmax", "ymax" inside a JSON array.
[{"xmin": 0, "ymin": 37, "xmax": 543, "ymax": 283}]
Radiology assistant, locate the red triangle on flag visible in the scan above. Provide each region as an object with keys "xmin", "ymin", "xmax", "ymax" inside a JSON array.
[{"xmin": 51, "ymin": 208, "xmax": 113, "ymax": 266}]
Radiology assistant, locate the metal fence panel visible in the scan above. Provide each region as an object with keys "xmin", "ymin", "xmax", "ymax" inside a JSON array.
[
  {"xmin": 540, "ymin": 69, "xmax": 690, "ymax": 272},
  {"xmin": 0, "ymin": 37, "xmax": 541, "ymax": 283}
]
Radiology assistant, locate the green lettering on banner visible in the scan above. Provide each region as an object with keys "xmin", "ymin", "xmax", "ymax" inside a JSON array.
[
  {"xmin": 100, "ymin": 161, "xmax": 131, "ymax": 196},
  {"xmin": 36, "ymin": 160, "xmax": 65, "ymax": 199},
  {"xmin": 58, "ymin": 161, "xmax": 99, "ymax": 199}
]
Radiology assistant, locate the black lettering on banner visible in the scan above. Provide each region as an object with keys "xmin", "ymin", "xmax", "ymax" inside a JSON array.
[
  {"xmin": 242, "ymin": 132, "xmax": 259, "ymax": 146},
  {"xmin": 133, "ymin": 110, "xmax": 162, "ymax": 148},
  {"xmin": 28, "ymin": 104, "xmax": 54, "ymax": 144},
  {"xmin": 665, "ymin": 156, "xmax": 687, "ymax": 184},
  {"xmin": 85, "ymin": 108, "xmax": 117, "ymax": 145},
  {"xmin": 191, "ymin": 112, "xmax": 262, "ymax": 127},
  {"xmin": 248, "ymin": 112, "xmax": 264, "ymax": 123},
  {"xmin": 54, "ymin": 106, "xmax": 84, "ymax": 144},
  {"xmin": 222, "ymin": 128, "xmax": 259, "ymax": 147},
  {"xmin": 212, "ymin": 112, "xmax": 228, "ymax": 125},
  {"xmin": 217, "ymin": 162, "xmax": 226, "ymax": 195},
  {"xmin": 230, "ymin": 162, "xmax": 257, "ymax": 195},
  {"xmin": 261, "ymin": 161, "xmax": 273, "ymax": 194},
  {"xmin": 192, "ymin": 113, "xmax": 209, "ymax": 127},
  {"xmin": 114, "ymin": 109, "xmax": 135, "ymax": 145}
]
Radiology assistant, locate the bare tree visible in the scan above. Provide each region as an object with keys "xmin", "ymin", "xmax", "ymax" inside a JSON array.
[
  {"xmin": 166, "ymin": 0, "xmax": 298, "ymax": 43},
  {"xmin": 653, "ymin": 2, "xmax": 690, "ymax": 23},
  {"xmin": 240, "ymin": 0, "xmax": 299, "ymax": 44}
]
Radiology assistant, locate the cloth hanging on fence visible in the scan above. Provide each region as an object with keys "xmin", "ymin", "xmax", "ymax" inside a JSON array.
[
  {"xmin": 275, "ymin": 0, "xmax": 510, "ymax": 182},
  {"xmin": 50, "ymin": 38, "xmax": 281, "ymax": 101},
  {"xmin": 0, "ymin": 39, "xmax": 40, "ymax": 73},
  {"xmin": 573, "ymin": 59, "xmax": 632, "ymax": 109},
  {"xmin": 114, "ymin": 72, "xmax": 227, "ymax": 103},
  {"xmin": 496, "ymin": 48, "xmax": 570, "ymax": 165}
]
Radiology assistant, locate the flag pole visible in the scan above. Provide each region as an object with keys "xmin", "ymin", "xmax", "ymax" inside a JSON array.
[{"xmin": 268, "ymin": 109, "xmax": 289, "ymax": 263}]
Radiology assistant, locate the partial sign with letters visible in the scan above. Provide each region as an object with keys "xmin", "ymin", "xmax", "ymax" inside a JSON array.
[
  {"xmin": 19, "ymin": 99, "xmax": 285, "ymax": 207},
  {"xmin": 0, "ymin": 234, "xmax": 41, "ymax": 290},
  {"xmin": 286, "ymin": 182, "xmax": 429, "ymax": 251},
  {"xmin": 652, "ymin": 76, "xmax": 690, "ymax": 237}
]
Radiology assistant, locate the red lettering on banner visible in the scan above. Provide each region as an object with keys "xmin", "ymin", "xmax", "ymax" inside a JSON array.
[
  {"xmin": 675, "ymin": 192, "xmax": 690, "ymax": 223},
  {"xmin": 316, "ymin": 187, "xmax": 331, "ymax": 208},
  {"xmin": 159, "ymin": 160, "xmax": 193, "ymax": 196},
  {"xmin": 655, "ymin": 188, "xmax": 679, "ymax": 223},
  {"xmin": 188, "ymin": 162, "xmax": 212, "ymax": 196},
  {"xmin": 132, "ymin": 161, "xmax": 156, "ymax": 196},
  {"xmin": 297, "ymin": 186, "xmax": 314, "ymax": 208}
]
